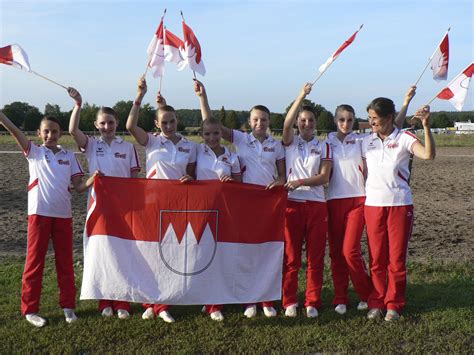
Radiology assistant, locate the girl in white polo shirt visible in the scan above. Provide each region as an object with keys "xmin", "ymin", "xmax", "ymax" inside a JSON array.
[
  {"xmin": 126, "ymin": 77, "xmax": 197, "ymax": 323},
  {"xmin": 363, "ymin": 99, "xmax": 435, "ymax": 321},
  {"xmin": 326, "ymin": 87, "xmax": 416, "ymax": 316},
  {"xmin": 194, "ymin": 80, "xmax": 285, "ymax": 318},
  {"xmin": 0, "ymin": 111, "xmax": 96, "ymax": 328},
  {"xmin": 281, "ymin": 83, "xmax": 332, "ymax": 318},
  {"xmin": 67, "ymin": 88, "xmax": 140, "ymax": 320}
]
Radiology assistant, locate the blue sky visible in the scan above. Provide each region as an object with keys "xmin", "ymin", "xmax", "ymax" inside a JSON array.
[{"xmin": 1, "ymin": 0, "xmax": 473, "ymax": 118}]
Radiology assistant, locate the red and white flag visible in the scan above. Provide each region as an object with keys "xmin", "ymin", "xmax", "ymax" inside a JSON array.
[
  {"xmin": 164, "ymin": 28, "xmax": 186, "ymax": 70},
  {"xmin": 429, "ymin": 32, "xmax": 449, "ymax": 82},
  {"xmin": 80, "ymin": 177, "xmax": 286, "ymax": 304},
  {"xmin": 0, "ymin": 44, "xmax": 31, "ymax": 71},
  {"xmin": 181, "ymin": 20, "xmax": 206, "ymax": 76},
  {"xmin": 147, "ymin": 18, "xmax": 166, "ymax": 78},
  {"xmin": 436, "ymin": 62, "xmax": 474, "ymax": 111},
  {"xmin": 319, "ymin": 25, "xmax": 363, "ymax": 73}
]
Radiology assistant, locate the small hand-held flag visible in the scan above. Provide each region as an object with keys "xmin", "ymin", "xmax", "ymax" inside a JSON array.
[
  {"xmin": 164, "ymin": 28, "xmax": 186, "ymax": 69},
  {"xmin": 312, "ymin": 24, "xmax": 363, "ymax": 85},
  {"xmin": 180, "ymin": 11, "xmax": 206, "ymax": 77},
  {"xmin": 0, "ymin": 43, "xmax": 68, "ymax": 90},
  {"xmin": 146, "ymin": 8, "xmax": 167, "ymax": 78}
]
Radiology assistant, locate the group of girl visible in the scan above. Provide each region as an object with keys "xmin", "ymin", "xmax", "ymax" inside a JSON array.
[{"xmin": 0, "ymin": 77, "xmax": 435, "ymax": 327}]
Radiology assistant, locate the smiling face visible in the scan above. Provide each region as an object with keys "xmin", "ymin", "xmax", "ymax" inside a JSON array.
[
  {"xmin": 95, "ymin": 113, "xmax": 117, "ymax": 139},
  {"xmin": 335, "ymin": 109, "xmax": 355, "ymax": 135},
  {"xmin": 248, "ymin": 109, "xmax": 270, "ymax": 137},
  {"xmin": 202, "ymin": 122, "xmax": 222, "ymax": 149},
  {"xmin": 156, "ymin": 111, "xmax": 178, "ymax": 138},
  {"xmin": 37, "ymin": 119, "xmax": 62, "ymax": 148},
  {"xmin": 368, "ymin": 109, "xmax": 393, "ymax": 135},
  {"xmin": 297, "ymin": 110, "xmax": 316, "ymax": 140}
]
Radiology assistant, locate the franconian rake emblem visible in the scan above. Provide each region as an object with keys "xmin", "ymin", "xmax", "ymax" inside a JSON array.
[{"xmin": 158, "ymin": 210, "xmax": 218, "ymax": 276}]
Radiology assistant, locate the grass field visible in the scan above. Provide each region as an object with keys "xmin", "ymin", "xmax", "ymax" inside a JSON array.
[{"xmin": 0, "ymin": 258, "xmax": 472, "ymax": 353}]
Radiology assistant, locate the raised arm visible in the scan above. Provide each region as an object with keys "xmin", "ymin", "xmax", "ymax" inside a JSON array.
[
  {"xmin": 126, "ymin": 77, "xmax": 149, "ymax": 146},
  {"xmin": 411, "ymin": 105, "xmax": 435, "ymax": 160},
  {"xmin": 282, "ymin": 83, "xmax": 312, "ymax": 146},
  {"xmin": 0, "ymin": 110, "xmax": 29, "ymax": 152},
  {"xmin": 394, "ymin": 86, "xmax": 416, "ymax": 129},
  {"xmin": 67, "ymin": 87, "xmax": 88, "ymax": 149}
]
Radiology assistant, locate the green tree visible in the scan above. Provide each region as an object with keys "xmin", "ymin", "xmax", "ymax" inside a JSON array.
[
  {"xmin": 23, "ymin": 106, "xmax": 43, "ymax": 131},
  {"xmin": 80, "ymin": 103, "xmax": 100, "ymax": 132},
  {"xmin": 44, "ymin": 103, "xmax": 69, "ymax": 130},
  {"xmin": 219, "ymin": 106, "xmax": 226, "ymax": 125},
  {"xmin": 225, "ymin": 110, "xmax": 240, "ymax": 129},
  {"xmin": 317, "ymin": 110, "xmax": 336, "ymax": 133},
  {"xmin": 113, "ymin": 100, "xmax": 133, "ymax": 132},
  {"xmin": 270, "ymin": 113, "xmax": 284, "ymax": 130},
  {"xmin": 1, "ymin": 102, "xmax": 40, "ymax": 130},
  {"xmin": 431, "ymin": 113, "xmax": 450, "ymax": 128},
  {"xmin": 138, "ymin": 104, "xmax": 156, "ymax": 132}
]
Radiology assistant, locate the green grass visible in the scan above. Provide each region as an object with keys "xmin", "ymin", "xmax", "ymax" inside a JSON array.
[{"xmin": 0, "ymin": 257, "xmax": 472, "ymax": 353}]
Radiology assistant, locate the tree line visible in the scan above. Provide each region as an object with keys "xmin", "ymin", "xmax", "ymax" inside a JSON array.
[{"xmin": 1, "ymin": 100, "xmax": 473, "ymax": 134}]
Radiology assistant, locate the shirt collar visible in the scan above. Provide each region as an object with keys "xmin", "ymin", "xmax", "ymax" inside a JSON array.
[
  {"xmin": 98, "ymin": 136, "xmax": 123, "ymax": 144},
  {"xmin": 249, "ymin": 132, "xmax": 274, "ymax": 144},
  {"xmin": 42, "ymin": 144, "xmax": 67, "ymax": 154},
  {"xmin": 160, "ymin": 132, "xmax": 186, "ymax": 144}
]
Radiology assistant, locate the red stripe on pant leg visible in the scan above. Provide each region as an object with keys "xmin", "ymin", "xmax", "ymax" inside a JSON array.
[
  {"xmin": 51, "ymin": 217, "xmax": 76, "ymax": 310},
  {"xmin": 327, "ymin": 199, "xmax": 351, "ymax": 305},
  {"xmin": 21, "ymin": 215, "xmax": 53, "ymax": 315},
  {"xmin": 282, "ymin": 201, "xmax": 305, "ymax": 308},
  {"xmin": 365, "ymin": 206, "xmax": 389, "ymax": 310},
  {"xmin": 343, "ymin": 197, "xmax": 371, "ymax": 302},
  {"xmin": 304, "ymin": 201, "xmax": 328, "ymax": 309},
  {"xmin": 385, "ymin": 205, "xmax": 414, "ymax": 313}
]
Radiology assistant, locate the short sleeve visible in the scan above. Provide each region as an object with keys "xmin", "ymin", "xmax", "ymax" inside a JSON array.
[
  {"xmin": 231, "ymin": 129, "xmax": 246, "ymax": 146},
  {"xmin": 145, "ymin": 133, "xmax": 157, "ymax": 150},
  {"xmin": 231, "ymin": 153, "xmax": 241, "ymax": 175},
  {"xmin": 361, "ymin": 138, "xmax": 368, "ymax": 159},
  {"xmin": 71, "ymin": 153, "xmax": 85, "ymax": 178},
  {"xmin": 24, "ymin": 141, "xmax": 40, "ymax": 159},
  {"xmin": 188, "ymin": 142, "xmax": 197, "ymax": 164},
  {"xmin": 130, "ymin": 144, "xmax": 141, "ymax": 172},
  {"xmin": 276, "ymin": 141, "xmax": 285, "ymax": 161},
  {"xmin": 322, "ymin": 141, "xmax": 333, "ymax": 160},
  {"xmin": 80, "ymin": 136, "xmax": 94, "ymax": 158},
  {"xmin": 403, "ymin": 131, "xmax": 420, "ymax": 154}
]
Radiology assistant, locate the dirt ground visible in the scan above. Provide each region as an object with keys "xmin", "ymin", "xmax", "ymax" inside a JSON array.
[{"xmin": 0, "ymin": 144, "xmax": 472, "ymax": 262}]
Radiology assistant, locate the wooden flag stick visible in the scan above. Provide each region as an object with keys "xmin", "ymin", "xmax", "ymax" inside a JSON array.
[
  {"xmin": 30, "ymin": 71, "xmax": 68, "ymax": 90},
  {"xmin": 159, "ymin": 76, "xmax": 163, "ymax": 92}
]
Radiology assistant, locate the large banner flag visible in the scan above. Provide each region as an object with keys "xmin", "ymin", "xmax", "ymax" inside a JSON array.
[
  {"xmin": 436, "ymin": 62, "xmax": 474, "ymax": 111},
  {"xmin": 181, "ymin": 20, "xmax": 206, "ymax": 76},
  {"xmin": 81, "ymin": 177, "xmax": 287, "ymax": 304},
  {"xmin": 430, "ymin": 31, "xmax": 450, "ymax": 82},
  {"xmin": 147, "ymin": 15, "xmax": 166, "ymax": 78},
  {"xmin": 318, "ymin": 24, "xmax": 363, "ymax": 73},
  {"xmin": 0, "ymin": 44, "xmax": 31, "ymax": 71}
]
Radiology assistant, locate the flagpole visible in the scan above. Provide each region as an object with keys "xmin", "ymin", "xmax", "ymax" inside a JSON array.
[
  {"xmin": 30, "ymin": 71, "xmax": 68, "ymax": 90},
  {"xmin": 159, "ymin": 76, "xmax": 163, "ymax": 92},
  {"xmin": 413, "ymin": 27, "xmax": 451, "ymax": 86},
  {"xmin": 311, "ymin": 24, "xmax": 363, "ymax": 86}
]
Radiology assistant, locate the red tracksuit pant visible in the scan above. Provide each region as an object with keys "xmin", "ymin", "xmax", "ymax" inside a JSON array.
[
  {"xmin": 142, "ymin": 303, "xmax": 170, "ymax": 314},
  {"xmin": 282, "ymin": 200, "xmax": 327, "ymax": 309},
  {"xmin": 364, "ymin": 205, "xmax": 414, "ymax": 313},
  {"xmin": 99, "ymin": 300, "xmax": 131, "ymax": 312},
  {"xmin": 21, "ymin": 215, "xmax": 76, "ymax": 315},
  {"xmin": 204, "ymin": 305, "xmax": 223, "ymax": 314},
  {"xmin": 327, "ymin": 197, "xmax": 371, "ymax": 305}
]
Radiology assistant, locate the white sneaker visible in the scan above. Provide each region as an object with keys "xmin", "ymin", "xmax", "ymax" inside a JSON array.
[
  {"xmin": 284, "ymin": 304, "xmax": 297, "ymax": 317},
  {"xmin": 306, "ymin": 306, "xmax": 318, "ymax": 318},
  {"xmin": 64, "ymin": 308, "xmax": 78, "ymax": 323},
  {"xmin": 101, "ymin": 307, "xmax": 113, "ymax": 317},
  {"xmin": 158, "ymin": 310, "xmax": 175, "ymax": 323},
  {"xmin": 142, "ymin": 307, "xmax": 155, "ymax": 320},
  {"xmin": 210, "ymin": 311, "xmax": 224, "ymax": 321},
  {"xmin": 335, "ymin": 304, "xmax": 347, "ymax": 315},
  {"xmin": 263, "ymin": 306, "xmax": 277, "ymax": 317},
  {"xmin": 25, "ymin": 313, "xmax": 46, "ymax": 327},
  {"xmin": 367, "ymin": 308, "xmax": 383, "ymax": 319},
  {"xmin": 357, "ymin": 301, "xmax": 368, "ymax": 311},
  {"xmin": 384, "ymin": 309, "xmax": 400, "ymax": 322},
  {"xmin": 117, "ymin": 309, "xmax": 130, "ymax": 320},
  {"xmin": 243, "ymin": 305, "xmax": 257, "ymax": 318},
  {"xmin": 201, "ymin": 306, "xmax": 207, "ymax": 313}
]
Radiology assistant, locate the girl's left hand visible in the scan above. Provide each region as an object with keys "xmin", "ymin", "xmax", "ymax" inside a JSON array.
[
  {"xmin": 179, "ymin": 174, "xmax": 194, "ymax": 183},
  {"xmin": 284, "ymin": 180, "xmax": 303, "ymax": 191},
  {"xmin": 414, "ymin": 105, "xmax": 431, "ymax": 127},
  {"xmin": 266, "ymin": 178, "xmax": 285, "ymax": 190},
  {"xmin": 219, "ymin": 175, "xmax": 234, "ymax": 182}
]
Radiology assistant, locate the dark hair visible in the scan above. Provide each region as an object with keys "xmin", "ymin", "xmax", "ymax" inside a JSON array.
[
  {"xmin": 200, "ymin": 116, "xmax": 222, "ymax": 131},
  {"xmin": 156, "ymin": 105, "xmax": 177, "ymax": 120},
  {"xmin": 366, "ymin": 98, "xmax": 395, "ymax": 118},
  {"xmin": 335, "ymin": 104, "xmax": 355, "ymax": 117},
  {"xmin": 250, "ymin": 105, "xmax": 270, "ymax": 116},
  {"xmin": 97, "ymin": 107, "xmax": 118, "ymax": 120},
  {"xmin": 299, "ymin": 105, "xmax": 316, "ymax": 118},
  {"xmin": 40, "ymin": 116, "xmax": 61, "ymax": 128}
]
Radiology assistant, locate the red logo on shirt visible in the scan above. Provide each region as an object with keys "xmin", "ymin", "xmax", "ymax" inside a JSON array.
[
  {"xmin": 263, "ymin": 147, "xmax": 275, "ymax": 152},
  {"xmin": 310, "ymin": 149, "xmax": 320, "ymax": 155},
  {"xmin": 57, "ymin": 159, "xmax": 70, "ymax": 165},
  {"xmin": 345, "ymin": 140, "xmax": 356, "ymax": 145},
  {"xmin": 114, "ymin": 152, "xmax": 127, "ymax": 159},
  {"xmin": 221, "ymin": 156, "xmax": 228, "ymax": 162},
  {"xmin": 387, "ymin": 143, "xmax": 399, "ymax": 149},
  {"xmin": 178, "ymin": 147, "xmax": 190, "ymax": 153}
]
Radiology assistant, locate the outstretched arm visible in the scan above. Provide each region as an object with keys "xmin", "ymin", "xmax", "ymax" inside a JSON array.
[
  {"xmin": 67, "ymin": 87, "xmax": 88, "ymax": 149},
  {"xmin": 282, "ymin": 83, "xmax": 312, "ymax": 146},
  {"xmin": 411, "ymin": 106, "xmax": 435, "ymax": 160},
  {"xmin": 126, "ymin": 77, "xmax": 149, "ymax": 146},
  {"xmin": 0, "ymin": 110, "xmax": 29, "ymax": 152},
  {"xmin": 71, "ymin": 170, "xmax": 103, "ymax": 193},
  {"xmin": 395, "ymin": 86, "xmax": 416, "ymax": 129}
]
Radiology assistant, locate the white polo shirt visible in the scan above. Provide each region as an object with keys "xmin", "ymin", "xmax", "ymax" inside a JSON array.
[
  {"xmin": 362, "ymin": 128, "xmax": 419, "ymax": 206},
  {"xmin": 25, "ymin": 142, "xmax": 84, "ymax": 218},
  {"xmin": 196, "ymin": 144, "xmax": 241, "ymax": 180},
  {"xmin": 145, "ymin": 133, "xmax": 197, "ymax": 179},
  {"xmin": 284, "ymin": 135, "xmax": 332, "ymax": 202},
  {"xmin": 81, "ymin": 136, "xmax": 140, "ymax": 177},
  {"xmin": 231, "ymin": 130, "xmax": 285, "ymax": 186},
  {"xmin": 327, "ymin": 132, "xmax": 367, "ymax": 200}
]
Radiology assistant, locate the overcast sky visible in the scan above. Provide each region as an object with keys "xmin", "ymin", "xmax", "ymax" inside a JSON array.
[{"xmin": 1, "ymin": 0, "xmax": 473, "ymax": 117}]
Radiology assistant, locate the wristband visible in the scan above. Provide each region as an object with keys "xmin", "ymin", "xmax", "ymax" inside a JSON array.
[
  {"xmin": 298, "ymin": 179, "xmax": 305, "ymax": 186},
  {"xmin": 75, "ymin": 101, "xmax": 82, "ymax": 107},
  {"xmin": 134, "ymin": 100, "xmax": 142, "ymax": 107}
]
